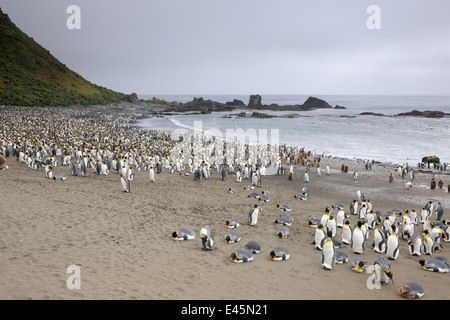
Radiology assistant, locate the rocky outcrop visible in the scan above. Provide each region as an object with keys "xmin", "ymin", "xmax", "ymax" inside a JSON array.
[
  {"xmin": 154, "ymin": 95, "xmax": 341, "ymax": 114},
  {"xmin": 225, "ymin": 99, "xmax": 246, "ymax": 107},
  {"xmin": 225, "ymin": 112, "xmax": 301, "ymax": 119},
  {"xmin": 302, "ymin": 96, "xmax": 332, "ymax": 109},
  {"xmin": 248, "ymin": 95, "xmax": 262, "ymax": 108},
  {"xmin": 243, "ymin": 95, "xmax": 335, "ymax": 111},
  {"xmin": 122, "ymin": 93, "xmax": 139, "ymax": 103},
  {"xmin": 163, "ymin": 97, "xmax": 237, "ymax": 114},
  {"xmin": 396, "ymin": 110, "xmax": 446, "ymax": 118},
  {"xmin": 359, "ymin": 112, "xmax": 384, "ymax": 116}
]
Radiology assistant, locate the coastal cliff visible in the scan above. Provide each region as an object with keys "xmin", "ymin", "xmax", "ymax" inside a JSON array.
[{"xmin": 0, "ymin": 8, "xmax": 128, "ymax": 106}]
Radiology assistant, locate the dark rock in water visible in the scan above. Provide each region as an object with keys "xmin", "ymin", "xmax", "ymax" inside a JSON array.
[
  {"xmin": 168, "ymin": 97, "xmax": 237, "ymax": 113},
  {"xmin": 359, "ymin": 112, "xmax": 385, "ymax": 116},
  {"xmin": 422, "ymin": 156, "xmax": 440, "ymax": 163},
  {"xmin": 248, "ymin": 95, "xmax": 262, "ymax": 108},
  {"xmin": 156, "ymin": 94, "xmax": 340, "ymax": 114},
  {"xmin": 237, "ymin": 112, "xmax": 247, "ymax": 118},
  {"xmin": 250, "ymin": 112, "xmax": 274, "ymax": 118},
  {"xmin": 397, "ymin": 110, "xmax": 445, "ymax": 118},
  {"xmin": 334, "ymin": 105, "xmax": 347, "ymax": 109},
  {"xmin": 226, "ymin": 99, "xmax": 246, "ymax": 107},
  {"xmin": 302, "ymin": 96, "xmax": 332, "ymax": 109},
  {"xmin": 199, "ymin": 107, "xmax": 210, "ymax": 114}
]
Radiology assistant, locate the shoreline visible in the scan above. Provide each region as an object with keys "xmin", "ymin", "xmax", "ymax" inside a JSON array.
[
  {"xmin": 0, "ymin": 104, "xmax": 449, "ymax": 300},
  {"xmin": 134, "ymin": 114, "xmax": 449, "ymax": 169}
]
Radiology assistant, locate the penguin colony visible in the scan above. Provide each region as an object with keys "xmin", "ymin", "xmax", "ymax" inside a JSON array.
[{"xmin": 1, "ymin": 106, "xmax": 450, "ymax": 299}]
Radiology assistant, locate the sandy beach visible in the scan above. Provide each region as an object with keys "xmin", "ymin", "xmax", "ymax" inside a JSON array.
[{"xmin": 0, "ymin": 110, "xmax": 449, "ymax": 301}]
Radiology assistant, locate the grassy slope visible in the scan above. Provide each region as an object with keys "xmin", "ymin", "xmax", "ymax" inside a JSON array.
[{"xmin": 0, "ymin": 8, "xmax": 127, "ymax": 106}]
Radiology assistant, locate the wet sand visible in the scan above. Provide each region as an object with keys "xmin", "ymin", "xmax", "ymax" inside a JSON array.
[{"xmin": 0, "ymin": 152, "xmax": 449, "ymax": 300}]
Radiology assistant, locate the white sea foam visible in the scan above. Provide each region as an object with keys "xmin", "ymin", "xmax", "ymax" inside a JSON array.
[{"xmin": 137, "ymin": 95, "xmax": 450, "ymax": 165}]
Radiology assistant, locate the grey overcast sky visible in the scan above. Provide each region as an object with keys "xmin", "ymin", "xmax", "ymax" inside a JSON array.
[{"xmin": 1, "ymin": 0, "xmax": 450, "ymax": 96}]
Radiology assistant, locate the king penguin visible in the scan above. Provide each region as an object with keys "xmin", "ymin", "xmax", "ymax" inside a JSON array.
[
  {"xmin": 69, "ymin": 159, "xmax": 78, "ymax": 176},
  {"xmin": 303, "ymin": 172, "xmax": 309, "ymax": 183},
  {"xmin": 326, "ymin": 215, "xmax": 337, "ymax": 238},
  {"xmin": 172, "ymin": 228, "xmax": 196, "ymax": 240},
  {"xmin": 120, "ymin": 173, "xmax": 130, "ymax": 193},
  {"xmin": 248, "ymin": 205, "xmax": 260, "ymax": 226},
  {"xmin": 243, "ymin": 240, "xmax": 261, "ymax": 254},
  {"xmin": 410, "ymin": 209, "xmax": 418, "ymax": 225},
  {"xmin": 419, "ymin": 259, "xmax": 450, "ymax": 273},
  {"xmin": 350, "ymin": 200, "xmax": 358, "ymax": 216},
  {"xmin": 149, "ymin": 166, "xmax": 155, "ymax": 182},
  {"xmin": 435, "ymin": 203, "xmax": 444, "ymax": 221},
  {"xmin": 277, "ymin": 226, "xmax": 290, "ymax": 239},
  {"xmin": 408, "ymin": 234, "xmax": 422, "ymax": 256},
  {"xmin": 321, "ymin": 236, "xmax": 336, "ymax": 270},
  {"xmin": 225, "ymin": 218, "xmax": 240, "ymax": 228},
  {"xmin": 397, "ymin": 282, "xmax": 424, "ymax": 299},
  {"xmin": 341, "ymin": 220, "xmax": 353, "ymax": 245},
  {"xmin": 45, "ymin": 165, "xmax": 53, "ymax": 179},
  {"xmin": 200, "ymin": 225, "xmax": 214, "ymax": 251},
  {"xmin": 336, "ymin": 210, "xmax": 347, "ymax": 228},
  {"xmin": 351, "ymin": 257, "xmax": 368, "ymax": 273},
  {"xmin": 231, "ymin": 249, "xmax": 254, "ymax": 263},
  {"xmin": 314, "ymin": 224, "xmax": 327, "ymax": 250},
  {"xmin": 372, "ymin": 228, "xmax": 387, "ymax": 254},
  {"xmin": 423, "ymin": 230, "xmax": 434, "ymax": 255},
  {"xmin": 386, "ymin": 224, "xmax": 400, "ymax": 260},
  {"xmin": 351, "ymin": 220, "xmax": 365, "ymax": 254},
  {"xmin": 269, "ymin": 246, "xmax": 290, "ymax": 261},
  {"xmin": 225, "ymin": 231, "xmax": 241, "ymax": 243},
  {"xmin": 420, "ymin": 208, "xmax": 430, "ymax": 223},
  {"xmin": 373, "ymin": 256, "xmax": 394, "ymax": 285}
]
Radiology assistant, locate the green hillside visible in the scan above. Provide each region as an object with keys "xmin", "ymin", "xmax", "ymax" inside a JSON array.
[{"xmin": 0, "ymin": 8, "xmax": 128, "ymax": 106}]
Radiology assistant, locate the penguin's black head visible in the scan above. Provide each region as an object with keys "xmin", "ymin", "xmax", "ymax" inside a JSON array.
[
  {"xmin": 231, "ymin": 253, "xmax": 237, "ymax": 260},
  {"xmin": 418, "ymin": 260, "xmax": 426, "ymax": 267},
  {"xmin": 269, "ymin": 251, "xmax": 277, "ymax": 259},
  {"xmin": 357, "ymin": 220, "xmax": 363, "ymax": 228},
  {"xmin": 318, "ymin": 224, "xmax": 324, "ymax": 229},
  {"xmin": 277, "ymin": 232, "xmax": 283, "ymax": 238},
  {"xmin": 226, "ymin": 236, "xmax": 231, "ymax": 242},
  {"xmin": 172, "ymin": 231, "xmax": 178, "ymax": 239}
]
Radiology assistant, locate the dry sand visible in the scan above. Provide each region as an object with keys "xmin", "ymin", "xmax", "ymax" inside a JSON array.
[{"xmin": 0, "ymin": 154, "xmax": 449, "ymax": 300}]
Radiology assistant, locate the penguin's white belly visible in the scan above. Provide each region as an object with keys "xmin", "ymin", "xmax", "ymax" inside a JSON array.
[
  {"xmin": 386, "ymin": 236, "xmax": 399, "ymax": 259},
  {"xmin": 352, "ymin": 230, "xmax": 365, "ymax": 254}
]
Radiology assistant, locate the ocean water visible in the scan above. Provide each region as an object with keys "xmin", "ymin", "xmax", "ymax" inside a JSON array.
[{"xmin": 136, "ymin": 95, "xmax": 450, "ymax": 165}]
